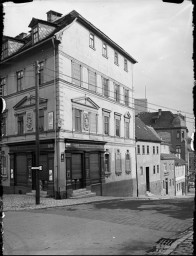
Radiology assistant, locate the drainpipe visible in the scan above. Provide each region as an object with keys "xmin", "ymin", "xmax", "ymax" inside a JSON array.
[
  {"xmin": 51, "ymin": 36, "xmax": 59, "ymax": 199},
  {"xmin": 135, "ymin": 138, "xmax": 139, "ymax": 197}
]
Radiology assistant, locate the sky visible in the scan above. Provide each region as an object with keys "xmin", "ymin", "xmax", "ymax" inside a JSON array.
[{"xmin": 2, "ymin": 0, "xmax": 194, "ymax": 136}]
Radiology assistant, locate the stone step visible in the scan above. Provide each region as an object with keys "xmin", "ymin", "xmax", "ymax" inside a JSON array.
[{"xmin": 72, "ymin": 190, "xmax": 92, "ymax": 196}]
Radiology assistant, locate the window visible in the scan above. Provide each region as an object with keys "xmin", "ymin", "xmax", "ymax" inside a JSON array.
[
  {"xmin": 89, "ymin": 33, "xmax": 95, "ymax": 49},
  {"xmin": 102, "ymin": 42, "xmax": 107, "ymax": 57},
  {"xmin": 114, "ymin": 83, "xmax": 120, "ymax": 102},
  {"xmin": 153, "ymin": 166, "xmax": 156, "ymax": 174},
  {"xmin": 137, "ymin": 145, "xmax": 140, "ymax": 154},
  {"xmin": 75, "ymin": 109, "xmax": 82, "ymax": 132},
  {"xmin": 102, "ymin": 77, "xmax": 109, "ymax": 97},
  {"xmin": 169, "ymin": 179, "xmax": 171, "ymax": 186},
  {"xmin": 38, "ymin": 61, "xmax": 44, "ymax": 85},
  {"xmin": 182, "ymin": 131, "xmax": 185, "ymax": 139},
  {"xmin": 125, "ymin": 120, "xmax": 130, "ymax": 139},
  {"xmin": 17, "ymin": 115, "xmax": 24, "ymax": 135},
  {"xmin": 157, "ymin": 146, "xmax": 159, "ymax": 154},
  {"xmin": 124, "ymin": 58, "xmax": 128, "ymax": 71},
  {"xmin": 142, "ymin": 145, "xmax": 145, "ymax": 154},
  {"xmin": 140, "ymin": 166, "xmax": 143, "ymax": 175},
  {"xmin": 1, "ymin": 154, "xmax": 7, "ymax": 177},
  {"xmin": 147, "ymin": 146, "xmax": 149, "ymax": 154},
  {"xmin": 16, "ymin": 70, "xmax": 24, "ymax": 92},
  {"xmin": 124, "ymin": 89, "xmax": 129, "ymax": 106},
  {"xmin": 177, "ymin": 131, "xmax": 180, "ymax": 139},
  {"xmin": 115, "ymin": 119, "xmax": 120, "ymax": 137},
  {"xmin": 153, "ymin": 146, "xmax": 155, "ymax": 154},
  {"xmin": 105, "ymin": 153, "xmax": 110, "ymax": 173},
  {"xmin": 72, "ymin": 61, "xmax": 82, "ymax": 87},
  {"xmin": 164, "ymin": 163, "xmax": 167, "ymax": 171},
  {"xmin": 176, "ymin": 146, "xmax": 181, "ymax": 154},
  {"xmin": 88, "ymin": 70, "xmax": 96, "ymax": 92},
  {"xmin": 39, "ymin": 109, "xmax": 44, "ymax": 132},
  {"xmin": 1, "ymin": 116, "xmax": 6, "ymax": 136},
  {"xmin": 157, "ymin": 165, "xmax": 159, "ymax": 173},
  {"xmin": 0, "ymin": 77, "xmax": 6, "ymax": 96},
  {"xmin": 104, "ymin": 116, "xmax": 109, "ymax": 135},
  {"xmin": 115, "ymin": 150, "xmax": 122, "ymax": 174},
  {"xmin": 114, "ymin": 51, "xmax": 118, "ymax": 65},
  {"xmin": 125, "ymin": 152, "xmax": 131, "ymax": 173},
  {"xmin": 33, "ymin": 26, "xmax": 39, "ymax": 44},
  {"xmin": 163, "ymin": 180, "xmax": 165, "ymax": 189},
  {"xmin": 2, "ymin": 42, "xmax": 8, "ymax": 59}
]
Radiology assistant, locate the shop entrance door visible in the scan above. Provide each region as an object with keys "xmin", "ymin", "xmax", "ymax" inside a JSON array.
[
  {"xmin": 90, "ymin": 153, "xmax": 100, "ymax": 184},
  {"xmin": 72, "ymin": 153, "xmax": 83, "ymax": 190}
]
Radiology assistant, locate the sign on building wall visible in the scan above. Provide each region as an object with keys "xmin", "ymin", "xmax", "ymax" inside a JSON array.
[
  {"xmin": 26, "ymin": 110, "xmax": 34, "ymax": 131},
  {"xmin": 48, "ymin": 112, "xmax": 54, "ymax": 130},
  {"xmin": 83, "ymin": 111, "xmax": 89, "ymax": 131}
]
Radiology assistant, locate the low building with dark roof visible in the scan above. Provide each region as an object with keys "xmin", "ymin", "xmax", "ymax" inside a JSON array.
[{"xmin": 135, "ymin": 117, "xmax": 162, "ymax": 196}]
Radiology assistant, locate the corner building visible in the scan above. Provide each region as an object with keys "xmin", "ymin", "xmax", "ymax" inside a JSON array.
[{"xmin": 0, "ymin": 10, "xmax": 137, "ymax": 198}]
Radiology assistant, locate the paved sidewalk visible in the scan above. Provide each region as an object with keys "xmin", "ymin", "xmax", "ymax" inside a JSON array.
[{"xmin": 2, "ymin": 192, "xmax": 195, "ymax": 212}]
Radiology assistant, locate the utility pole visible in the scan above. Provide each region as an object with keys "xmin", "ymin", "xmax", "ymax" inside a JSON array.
[{"xmin": 35, "ymin": 61, "xmax": 40, "ymax": 205}]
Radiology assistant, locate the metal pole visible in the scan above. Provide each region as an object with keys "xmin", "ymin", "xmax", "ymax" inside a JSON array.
[{"xmin": 35, "ymin": 61, "xmax": 40, "ymax": 205}]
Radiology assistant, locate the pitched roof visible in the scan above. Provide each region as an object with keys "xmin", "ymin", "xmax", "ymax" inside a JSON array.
[
  {"xmin": 137, "ymin": 111, "xmax": 187, "ymax": 129},
  {"xmin": 161, "ymin": 153, "xmax": 186, "ymax": 166},
  {"xmin": 135, "ymin": 116, "xmax": 162, "ymax": 143},
  {"xmin": 1, "ymin": 10, "xmax": 137, "ymax": 64}
]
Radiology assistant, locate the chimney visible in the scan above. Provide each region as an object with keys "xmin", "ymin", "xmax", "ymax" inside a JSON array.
[
  {"xmin": 47, "ymin": 10, "xmax": 62, "ymax": 22},
  {"xmin": 15, "ymin": 33, "xmax": 27, "ymax": 40}
]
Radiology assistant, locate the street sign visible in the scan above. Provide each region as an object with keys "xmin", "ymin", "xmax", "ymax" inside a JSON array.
[
  {"xmin": 31, "ymin": 166, "xmax": 42, "ymax": 171},
  {"xmin": 0, "ymin": 97, "xmax": 6, "ymax": 113}
]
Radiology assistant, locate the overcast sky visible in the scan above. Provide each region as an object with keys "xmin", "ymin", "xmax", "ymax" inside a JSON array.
[{"xmin": 3, "ymin": 0, "xmax": 194, "ymax": 136}]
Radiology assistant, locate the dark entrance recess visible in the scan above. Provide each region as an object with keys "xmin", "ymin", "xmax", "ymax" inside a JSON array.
[
  {"xmin": 165, "ymin": 178, "xmax": 168, "ymax": 195},
  {"xmin": 146, "ymin": 167, "xmax": 150, "ymax": 192},
  {"xmin": 71, "ymin": 153, "xmax": 83, "ymax": 190}
]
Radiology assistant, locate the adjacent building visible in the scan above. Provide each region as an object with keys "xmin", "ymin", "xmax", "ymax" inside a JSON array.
[
  {"xmin": 135, "ymin": 116, "xmax": 162, "ymax": 196},
  {"xmin": 0, "ymin": 10, "xmax": 137, "ymax": 198}
]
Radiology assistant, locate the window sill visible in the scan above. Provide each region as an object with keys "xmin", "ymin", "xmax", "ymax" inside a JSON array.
[
  {"xmin": 115, "ymin": 171, "xmax": 122, "ymax": 176},
  {"xmin": 89, "ymin": 45, "xmax": 96, "ymax": 51},
  {"xmin": 125, "ymin": 170, "xmax": 131, "ymax": 174},
  {"xmin": 105, "ymin": 172, "xmax": 112, "ymax": 178}
]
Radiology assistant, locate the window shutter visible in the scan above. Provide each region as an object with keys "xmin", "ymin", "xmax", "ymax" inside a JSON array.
[
  {"xmin": 72, "ymin": 62, "xmax": 81, "ymax": 86},
  {"xmin": 89, "ymin": 70, "xmax": 96, "ymax": 91}
]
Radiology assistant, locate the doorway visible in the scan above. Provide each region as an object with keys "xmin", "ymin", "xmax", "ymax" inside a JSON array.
[
  {"xmin": 165, "ymin": 178, "xmax": 168, "ymax": 195},
  {"xmin": 146, "ymin": 167, "xmax": 150, "ymax": 192}
]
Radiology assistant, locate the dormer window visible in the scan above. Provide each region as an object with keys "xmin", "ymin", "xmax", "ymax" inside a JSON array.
[
  {"xmin": 2, "ymin": 42, "xmax": 8, "ymax": 59},
  {"xmin": 33, "ymin": 26, "xmax": 39, "ymax": 44}
]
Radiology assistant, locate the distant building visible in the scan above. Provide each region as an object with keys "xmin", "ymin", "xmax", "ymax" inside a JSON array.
[
  {"xmin": 135, "ymin": 116, "xmax": 162, "ymax": 196},
  {"xmin": 134, "ymin": 98, "xmax": 148, "ymax": 115}
]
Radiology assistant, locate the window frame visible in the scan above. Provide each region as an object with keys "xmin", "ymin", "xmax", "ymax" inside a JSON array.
[
  {"xmin": 153, "ymin": 165, "xmax": 156, "ymax": 174},
  {"xmin": 142, "ymin": 145, "xmax": 145, "ymax": 155},
  {"xmin": 153, "ymin": 146, "xmax": 155, "ymax": 154},
  {"xmin": 157, "ymin": 146, "xmax": 159, "ymax": 154},
  {"xmin": 102, "ymin": 42, "xmax": 107, "ymax": 58},
  {"xmin": 102, "ymin": 77, "xmax": 109, "ymax": 98},
  {"xmin": 137, "ymin": 145, "xmax": 140, "ymax": 155},
  {"xmin": 124, "ymin": 58, "xmax": 128, "ymax": 71},
  {"xmin": 2, "ymin": 42, "xmax": 8, "ymax": 59},
  {"xmin": 88, "ymin": 70, "xmax": 97, "ymax": 92},
  {"xmin": 17, "ymin": 114, "xmax": 24, "ymax": 135},
  {"xmin": 115, "ymin": 150, "xmax": 122, "ymax": 175},
  {"xmin": 16, "ymin": 70, "xmax": 24, "ymax": 92},
  {"xmin": 124, "ymin": 120, "xmax": 130, "ymax": 139},
  {"xmin": 74, "ymin": 108, "xmax": 82, "ymax": 132},
  {"xmin": 114, "ymin": 51, "xmax": 119, "ymax": 65},
  {"xmin": 157, "ymin": 165, "xmax": 159, "ymax": 173},
  {"xmin": 114, "ymin": 83, "xmax": 120, "ymax": 103},
  {"xmin": 125, "ymin": 152, "xmax": 131, "ymax": 174},
  {"xmin": 124, "ymin": 89, "xmax": 129, "ymax": 106},
  {"xmin": 72, "ymin": 61, "xmax": 82, "ymax": 87},
  {"xmin": 147, "ymin": 145, "xmax": 149, "ymax": 154},
  {"xmin": 89, "ymin": 33, "xmax": 95, "ymax": 49},
  {"xmin": 38, "ymin": 61, "xmax": 44, "ymax": 85},
  {"xmin": 0, "ymin": 77, "xmax": 6, "ymax": 96},
  {"xmin": 176, "ymin": 130, "xmax": 180, "ymax": 139},
  {"xmin": 32, "ymin": 26, "xmax": 39, "ymax": 44}
]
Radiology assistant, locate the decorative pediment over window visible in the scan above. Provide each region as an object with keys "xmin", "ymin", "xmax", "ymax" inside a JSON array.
[
  {"xmin": 124, "ymin": 111, "xmax": 131, "ymax": 119},
  {"xmin": 71, "ymin": 96, "xmax": 100, "ymax": 110},
  {"xmin": 13, "ymin": 95, "xmax": 48, "ymax": 110}
]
